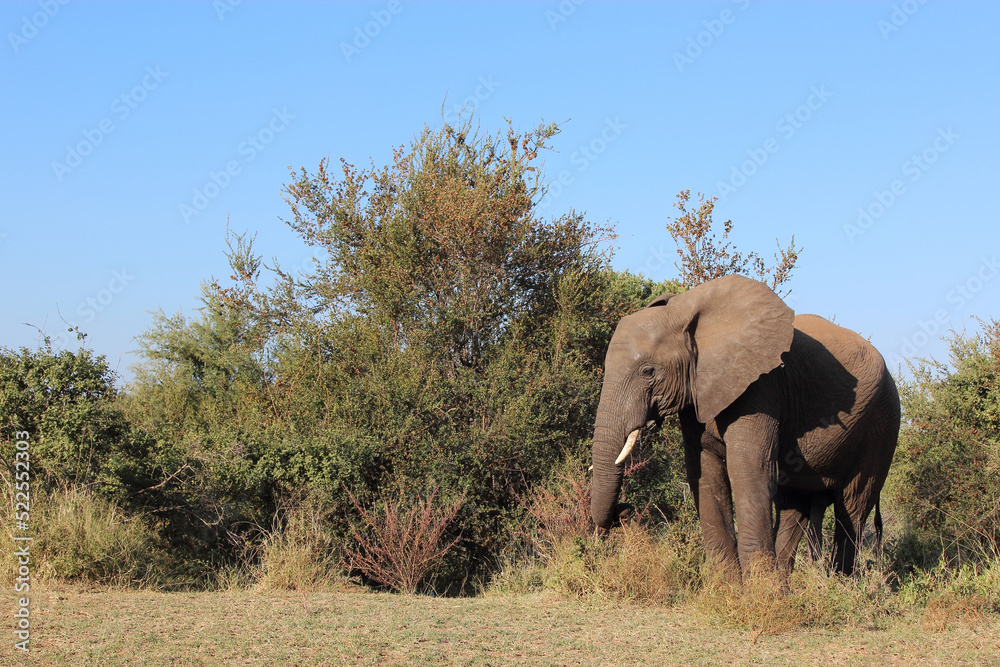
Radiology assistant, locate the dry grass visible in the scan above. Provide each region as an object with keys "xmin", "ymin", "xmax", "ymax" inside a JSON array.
[
  {"xmin": 694, "ymin": 556, "xmax": 897, "ymax": 636},
  {"xmin": 248, "ymin": 502, "xmax": 343, "ymax": 592},
  {"xmin": 696, "ymin": 557, "xmax": 803, "ymax": 635},
  {"xmin": 920, "ymin": 593, "xmax": 989, "ymax": 632},
  {"xmin": 494, "ymin": 519, "xmax": 934, "ymax": 638},
  {"xmin": 10, "ymin": 581, "xmax": 1000, "ymax": 666},
  {"xmin": 490, "ymin": 519, "xmax": 703, "ymax": 605},
  {"xmin": 1, "ymin": 486, "xmax": 168, "ymax": 588},
  {"xmin": 498, "ymin": 468, "xmax": 703, "ymax": 604},
  {"xmin": 9, "ymin": 485, "xmax": 1000, "ymax": 665},
  {"xmin": 575, "ymin": 521, "xmax": 703, "ymax": 604}
]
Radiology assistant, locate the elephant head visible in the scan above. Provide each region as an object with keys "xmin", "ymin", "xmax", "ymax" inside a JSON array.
[{"xmin": 590, "ymin": 275, "xmax": 795, "ymax": 531}]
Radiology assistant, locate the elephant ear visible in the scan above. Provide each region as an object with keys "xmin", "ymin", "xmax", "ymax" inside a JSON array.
[
  {"xmin": 646, "ymin": 292, "xmax": 679, "ymax": 308},
  {"xmin": 670, "ymin": 275, "xmax": 795, "ymax": 424}
]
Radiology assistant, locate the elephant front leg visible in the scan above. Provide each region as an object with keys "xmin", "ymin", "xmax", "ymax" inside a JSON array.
[
  {"xmin": 682, "ymin": 411, "xmax": 738, "ymax": 573},
  {"xmin": 690, "ymin": 448, "xmax": 739, "ymax": 573},
  {"xmin": 724, "ymin": 416, "xmax": 780, "ymax": 573}
]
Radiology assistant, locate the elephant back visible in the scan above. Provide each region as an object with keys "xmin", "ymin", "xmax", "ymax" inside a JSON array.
[{"xmin": 787, "ymin": 313, "xmax": 896, "ymax": 436}]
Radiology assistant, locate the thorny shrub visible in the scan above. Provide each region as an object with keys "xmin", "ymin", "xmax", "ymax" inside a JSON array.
[{"xmin": 344, "ymin": 486, "xmax": 465, "ymax": 594}]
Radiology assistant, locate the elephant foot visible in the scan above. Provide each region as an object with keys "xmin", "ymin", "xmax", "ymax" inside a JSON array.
[
  {"xmin": 613, "ymin": 502, "xmax": 635, "ymax": 525},
  {"xmin": 593, "ymin": 503, "xmax": 636, "ymax": 538}
]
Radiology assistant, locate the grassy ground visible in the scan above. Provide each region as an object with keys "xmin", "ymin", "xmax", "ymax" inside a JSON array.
[{"xmin": 6, "ymin": 583, "xmax": 1000, "ymax": 666}]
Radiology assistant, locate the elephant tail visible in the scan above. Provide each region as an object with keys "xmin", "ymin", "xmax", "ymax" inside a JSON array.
[{"xmin": 873, "ymin": 500, "xmax": 884, "ymax": 554}]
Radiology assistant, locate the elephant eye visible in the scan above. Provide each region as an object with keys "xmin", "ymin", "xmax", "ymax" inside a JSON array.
[{"xmin": 640, "ymin": 366, "xmax": 655, "ymax": 379}]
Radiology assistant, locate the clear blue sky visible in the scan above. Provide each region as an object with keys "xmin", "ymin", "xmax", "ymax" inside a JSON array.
[{"xmin": 2, "ymin": 0, "xmax": 998, "ymax": 381}]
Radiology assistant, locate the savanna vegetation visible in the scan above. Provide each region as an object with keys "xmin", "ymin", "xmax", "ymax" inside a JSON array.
[{"xmin": 2, "ymin": 116, "xmax": 998, "ymax": 652}]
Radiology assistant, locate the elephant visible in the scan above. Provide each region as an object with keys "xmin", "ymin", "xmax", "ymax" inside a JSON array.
[{"xmin": 590, "ymin": 275, "xmax": 899, "ymax": 576}]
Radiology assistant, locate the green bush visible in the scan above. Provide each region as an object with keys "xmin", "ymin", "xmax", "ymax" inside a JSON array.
[
  {"xmin": 0, "ymin": 344, "xmax": 155, "ymax": 493},
  {"xmin": 897, "ymin": 557, "xmax": 1000, "ymax": 611},
  {"xmin": 0, "ymin": 345, "xmax": 174, "ymax": 586},
  {"xmin": 889, "ymin": 321, "xmax": 1000, "ymax": 568},
  {"xmin": 123, "ymin": 291, "xmax": 288, "ymax": 555}
]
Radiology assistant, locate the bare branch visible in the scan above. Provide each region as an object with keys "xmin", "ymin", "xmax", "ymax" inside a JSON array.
[{"xmin": 665, "ymin": 190, "xmax": 800, "ymax": 295}]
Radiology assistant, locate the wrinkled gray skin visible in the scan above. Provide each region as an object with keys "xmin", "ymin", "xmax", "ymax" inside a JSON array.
[{"xmin": 590, "ymin": 275, "xmax": 899, "ymax": 575}]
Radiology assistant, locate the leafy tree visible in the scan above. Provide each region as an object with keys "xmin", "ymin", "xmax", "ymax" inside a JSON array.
[
  {"xmin": 125, "ymin": 285, "xmax": 280, "ymax": 549},
  {"xmin": 273, "ymin": 120, "xmax": 613, "ymax": 369},
  {"xmin": 124, "ymin": 117, "xmax": 684, "ymax": 585},
  {"xmin": 262, "ymin": 119, "xmax": 677, "ymax": 581}
]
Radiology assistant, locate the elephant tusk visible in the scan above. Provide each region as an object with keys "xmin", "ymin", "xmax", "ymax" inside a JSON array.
[{"xmin": 614, "ymin": 429, "xmax": 641, "ymax": 465}]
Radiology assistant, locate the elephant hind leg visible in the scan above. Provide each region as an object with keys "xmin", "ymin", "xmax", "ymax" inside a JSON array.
[
  {"xmin": 774, "ymin": 507, "xmax": 807, "ymax": 574},
  {"xmin": 775, "ymin": 490, "xmax": 834, "ymax": 573},
  {"xmin": 806, "ymin": 492, "xmax": 833, "ymax": 562},
  {"xmin": 774, "ymin": 492, "xmax": 809, "ymax": 574},
  {"xmin": 830, "ymin": 482, "xmax": 878, "ymax": 575},
  {"xmin": 830, "ymin": 500, "xmax": 857, "ymax": 575}
]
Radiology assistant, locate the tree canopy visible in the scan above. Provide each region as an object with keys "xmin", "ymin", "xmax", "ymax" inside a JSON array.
[{"xmin": 114, "ymin": 118, "xmax": 679, "ymax": 583}]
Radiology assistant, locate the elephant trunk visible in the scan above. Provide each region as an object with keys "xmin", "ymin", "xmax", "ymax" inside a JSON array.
[
  {"xmin": 591, "ymin": 414, "xmax": 625, "ymax": 530},
  {"xmin": 590, "ymin": 385, "xmax": 644, "ymax": 531}
]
